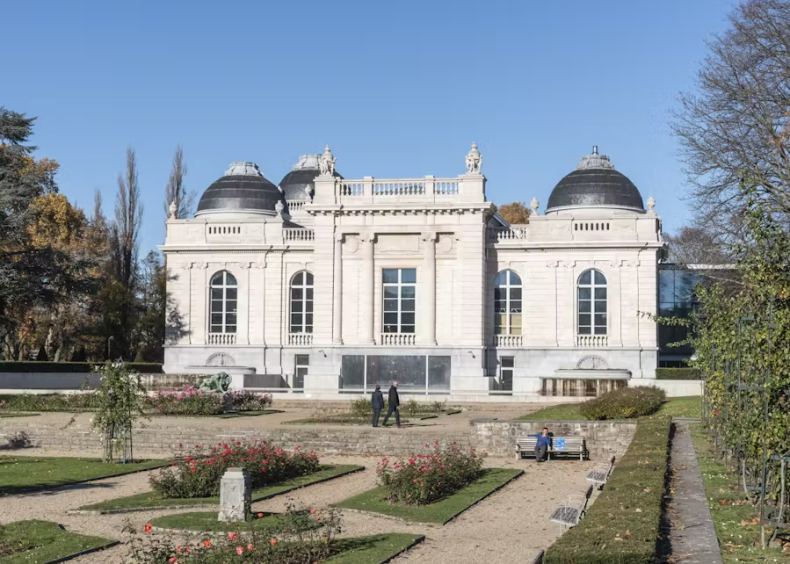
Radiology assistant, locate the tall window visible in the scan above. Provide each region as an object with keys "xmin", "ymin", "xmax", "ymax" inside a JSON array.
[
  {"xmin": 578, "ymin": 269, "xmax": 607, "ymax": 335},
  {"xmin": 210, "ymin": 271, "xmax": 237, "ymax": 334},
  {"xmin": 382, "ymin": 268, "xmax": 416, "ymax": 333},
  {"xmin": 494, "ymin": 270, "xmax": 522, "ymax": 335},
  {"xmin": 290, "ymin": 271, "xmax": 314, "ymax": 333}
]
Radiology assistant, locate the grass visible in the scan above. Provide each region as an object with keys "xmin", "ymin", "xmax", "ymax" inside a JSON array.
[
  {"xmin": 150, "ymin": 511, "xmax": 303, "ymax": 533},
  {"xmin": 0, "ymin": 413, "xmax": 38, "ymax": 418},
  {"xmin": 0, "ymin": 520, "xmax": 116, "ymax": 563},
  {"xmin": 326, "ymin": 533, "xmax": 425, "ymax": 563},
  {"xmin": 0, "ymin": 456, "xmax": 168, "ymax": 496},
  {"xmin": 690, "ymin": 424, "xmax": 790, "ymax": 563},
  {"xmin": 79, "ymin": 464, "xmax": 364, "ymax": 512},
  {"xmin": 517, "ymin": 396, "xmax": 703, "ymax": 421},
  {"xmin": 543, "ymin": 417, "xmax": 672, "ymax": 564},
  {"xmin": 335, "ymin": 467, "xmax": 523, "ymax": 524}
]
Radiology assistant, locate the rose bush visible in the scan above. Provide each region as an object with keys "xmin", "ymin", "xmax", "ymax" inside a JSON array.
[
  {"xmin": 144, "ymin": 387, "xmax": 224, "ymax": 416},
  {"xmin": 377, "ymin": 440, "xmax": 485, "ymax": 505},
  {"xmin": 229, "ymin": 390, "xmax": 273, "ymax": 411},
  {"xmin": 150, "ymin": 439, "xmax": 320, "ymax": 498}
]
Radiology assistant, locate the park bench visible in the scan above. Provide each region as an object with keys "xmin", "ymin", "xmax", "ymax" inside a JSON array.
[
  {"xmin": 549, "ymin": 484, "xmax": 594, "ymax": 528},
  {"xmin": 586, "ymin": 455, "xmax": 616, "ymax": 489},
  {"xmin": 515, "ymin": 435, "xmax": 585, "ymax": 461}
]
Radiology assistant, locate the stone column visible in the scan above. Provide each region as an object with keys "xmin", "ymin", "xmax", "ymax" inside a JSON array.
[
  {"xmin": 333, "ymin": 233, "xmax": 343, "ymax": 344},
  {"xmin": 359, "ymin": 233, "xmax": 375, "ymax": 345},
  {"xmin": 218, "ymin": 468, "xmax": 251, "ymax": 522},
  {"xmin": 421, "ymin": 232, "xmax": 438, "ymax": 345}
]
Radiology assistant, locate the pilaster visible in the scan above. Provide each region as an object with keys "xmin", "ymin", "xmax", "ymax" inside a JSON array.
[
  {"xmin": 359, "ymin": 233, "xmax": 376, "ymax": 345},
  {"xmin": 421, "ymin": 232, "xmax": 438, "ymax": 345},
  {"xmin": 332, "ymin": 233, "xmax": 343, "ymax": 344}
]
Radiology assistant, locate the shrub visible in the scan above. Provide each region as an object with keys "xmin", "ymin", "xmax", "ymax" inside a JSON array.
[
  {"xmin": 150, "ymin": 439, "xmax": 320, "ymax": 498},
  {"xmin": 144, "ymin": 387, "xmax": 224, "ymax": 416},
  {"xmin": 579, "ymin": 386, "xmax": 666, "ymax": 420},
  {"xmin": 0, "ymin": 362, "xmax": 163, "ymax": 373},
  {"xmin": 0, "ymin": 393, "xmax": 101, "ymax": 412},
  {"xmin": 349, "ymin": 397, "xmax": 446, "ymax": 417},
  {"xmin": 377, "ymin": 440, "xmax": 486, "ymax": 505},
  {"xmin": 230, "ymin": 390, "xmax": 273, "ymax": 411},
  {"xmin": 128, "ymin": 503, "xmax": 341, "ymax": 564},
  {"xmin": 543, "ymin": 418, "xmax": 672, "ymax": 564},
  {"xmin": 655, "ymin": 367, "xmax": 701, "ymax": 380}
]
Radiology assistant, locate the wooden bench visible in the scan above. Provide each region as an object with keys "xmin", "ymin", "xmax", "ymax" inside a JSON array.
[
  {"xmin": 515, "ymin": 436, "xmax": 586, "ymax": 461},
  {"xmin": 549, "ymin": 485, "xmax": 594, "ymax": 528},
  {"xmin": 586, "ymin": 455, "xmax": 616, "ymax": 489}
]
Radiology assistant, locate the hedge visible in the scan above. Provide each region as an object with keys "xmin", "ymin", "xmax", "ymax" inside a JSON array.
[
  {"xmin": 579, "ymin": 386, "xmax": 666, "ymax": 420},
  {"xmin": 543, "ymin": 418, "xmax": 672, "ymax": 564},
  {"xmin": 655, "ymin": 367, "xmax": 700, "ymax": 380},
  {"xmin": 0, "ymin": 362, "xmax": 163, "ymax": 374}
]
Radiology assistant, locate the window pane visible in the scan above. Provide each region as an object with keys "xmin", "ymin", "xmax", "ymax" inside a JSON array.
[
  {"xmin": 226, "ymin": 325, "xmax": 236, "ymax": 333},
  {"xmin": 226, "ymin": 300, "xmax": 237, "ymax": 313},
  {"xmin": 579, "ymin": 314, "xmax": 591, "ymax": 326},
  {"xmin": 305, "ymin": 272, "xmax": 314, "ymax": 285},
  {"xmin": 367, "ymin": 356, "xmax": 425, "ymax": 391},
  {"xmin": 291, "ymin": 314, "xmax": 302, "ymax": 326},
  {"xmin": 210, "ymin": 273, "xmax": 224, "ymax": 286},
  {"xmin": 401, "ymin": 269, "xmax": 416, "ymax": 283},
  {"xmin": 211, "ymin": 288, "xmax": 223, "ymax": 300},
  {"xmin": 211, "ymin": 314, "xmax": 222, "ymax": 325},
  {"xmin": 511, "ymin": 315, "xmax": 522, "ymax": 333},
  {"xmin": 305, "ymin": 314, "xmax": 313, "ymax": 325},
  {"xmin": 501, "ymin": 357, "xmax": 514, "ymax": 368},
  {"xmin": 382, "ymin": 269, "xmax": 398, "ymax": 283},
  {"xmin": 305, "ymin": 300, "xmax": 313, "ymax": 313},
  {"xmin": 494, "ymin": 288, "xmax": 504, "ymax": 301},
  {"xmin": 579, "ymin": 301, "xmax": 591, "ymax": 313},
  {"xmin": 578, "ymin": 326, "xmax": 591, "ymax": 335},
  {"xmin": 510, "ymin": 300, "xmax": 522, "ymax": 313},
  {"xmin": 595, "ymin": 299, "xmax": 607, "ymax": 313},
  {"xmin": 594, "ymin": 326, "xmax": 607, "ymax": 335},
  {"xmin": 578, "ymin": 288, "xmax": 591, "ymax": 300},
  {"xmin": 510, "ymin": 288, "xmax": 522, "ymax": 301},
  {"xmin": 384, "ymin": 286, "xmax": 398, "ymax": 298},
  {"xmin": 292, "ymin": 272, "xmax": 303, "ymax": 285},
  {"xmin": 401, "ymin": 325, "xmax": 415, "ymax": 333},
  {"xmin": 594, "ymin": 288, "xmax": 607, "ymax": 300},
  {"xmin": 383, "ymin": 325, "xmax": 398, "ymax": 333},
  {"xmin": 291, "ymin": 288, "xmax": 303, "ymax": 300},
  {"xmin": 306, "ymin": 288, "xmax": 313, "ymax": 300},
  {"xmin": 211, "ymin": 300, "xmax": 224, "ymax": 312},
  {"xmin": 295, "ymin": 354, "xmax": 309, "ymax": 366},
  {"xmin": 594, "ymin": 314, "xmax": 607, "ymax": 327},
  {"xmin": 384, "ymin": 299, "xmax": 398, "ymax": 312},
  {"xmin": 292, "ymin": 301, "xmax": 303, "ymax": 313},
  {"xmin": 401, "ymin": 299, "xmax": 415, "ymax": 312},
  {"xmin": 494, "ymin": 271, "xmax": 507, "ymax": 286},
  {"xmin": 226, "ymin": 313, "xmax": 237, "ymax": 324},
  {"xmin": 494, "ymin": 300, "xmax": 507, "ymax": 313},
  {"xmin": 579, "ymin": 270, "xmax": 591, "ymax": 285},
  {"xmin": 384, "ymin": 313, "xmax": 398, "ymax": 325},
  {"xmin": 509, "ymin": 271, "xmax": 522, "ymax": 285},
  {"xmin": 428, "ymin": 356, "xmax": 452, "ymax": 390},
  {"xmin": 401, "ymin": 312, "xmax": 415, "ymax": 325},
  {"xmin": 401, "ymin": 286, "xmax": 416, "ymax": 299},
  {"xmin": 226, "ymin": 288, "xmax": 238, "ymax": 300},
  {"xmin": 210, "ymin": 324, "xmax": 222, "ymax": 333},
  {"xmin": 340, "ymin": 355, "xmax": 364, "ymax": 389},
  {"xmin": 594, "ymin": 270, "xmax": 606, "ymax": 285}
]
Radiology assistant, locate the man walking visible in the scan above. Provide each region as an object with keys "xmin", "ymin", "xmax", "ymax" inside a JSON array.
[
  {"xmin": 371, "ymin": 385, "xmax": 385, "ymax": 427},
  {"xmin": 382, "ymin": 381, "xmax": 401, "ymax": 428},
  {"xmin": 532, "ymin": 427, "xmax": 552, "ymax": 463}
]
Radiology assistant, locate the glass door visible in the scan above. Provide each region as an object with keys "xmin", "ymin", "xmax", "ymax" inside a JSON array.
[{"xmin": 294, "ymin": 354, "xmax": 309, "ymax": 392}]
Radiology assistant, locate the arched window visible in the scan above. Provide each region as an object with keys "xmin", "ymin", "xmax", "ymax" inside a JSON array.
[
  {"xmin": 290, "ymin": 271, "xmax": 314, "ymax": 334},
  {"xmin": 494, "ymin": 270, "xmax": 522, "ymax": 335},
  {"xmin": 578, "ymin": 269, "xmax": 607, "ymax": 335},
  {"xmin": 209, "ymin": 271, "xmax": 238, "ymax": 334}
]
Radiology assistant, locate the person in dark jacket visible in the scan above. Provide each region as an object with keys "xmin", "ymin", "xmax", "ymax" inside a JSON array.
[
  {"xmin": 382, "ymin": 381, "xmax": 401, "ymax": 428},
  {"xmin": 531, "ymin": 427, "xmax": 552, "ymax": 463},
  {"xmin": 371, "ymin": 385, "xmax": 385, "ymax": 427}
]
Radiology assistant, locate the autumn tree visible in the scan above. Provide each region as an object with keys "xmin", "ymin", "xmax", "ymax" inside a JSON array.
[
  {"xmin": 496, "ymin": 202, "xmax": 530, "ymax": 225},
  {"xmin": 673, "ymin": 0, "xmax": 790, "ymax": 237},
  {"xmin": 163, "ymin": 145, "xmax": 194, "ymax": 221}
]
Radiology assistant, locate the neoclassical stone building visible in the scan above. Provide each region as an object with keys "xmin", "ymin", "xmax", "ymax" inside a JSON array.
[{"xmin": 161, "ymin": 145, "xmax": 665, "ymax": 400}]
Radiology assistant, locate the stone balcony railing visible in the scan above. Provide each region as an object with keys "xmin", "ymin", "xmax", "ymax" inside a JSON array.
[
  {"xmin": 207, "ymin": 333, "xmax": 236, "ymax": 345},
  {"xmin": 379, "ymin": 333, "xmax": 417, "ymax": 346},
  {"xmin": 286, "ymin": 200, "xmax": 307, "ymax": 212},
  {"xmin": 494, "ymin": 334, "xmax": 523, "ymax": 347},
  {"xmin": 576, "ymin": 335, "xmax": 608, "ymax": 348},
  {"xmin": 283, "ymin": 228, "xmax": 315, "ymax": 243},
  {"xmin": 288, "ymin": 333, "xmax": 313, "ymax": 346},
  {"xmin": 335, "ymin": 177, "xmax": 461, "ymax": 204}
]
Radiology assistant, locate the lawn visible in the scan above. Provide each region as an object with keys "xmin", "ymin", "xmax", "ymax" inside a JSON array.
[
  {"xmin": 0, "ymin": 413, "xmax": 38, "ymax": 418},
  {"xmin": 150, "ymin": 511, "xmax": 308, "ymax": 533},
  {"xmin": 517, "ymin": 396, "xmax": 703, "ymax": 421},
  {"xmin": 79, "ymin": 464, "xmax": 364, "ymax": 512},
  {"xmin": 335, "ymin": 468, "xmax": 522, "ymax": 524},
  {"xmin": 690, "ymin": 424, "xmax": 790, "ymax": 563},
  {"xmin": 326, "ymin": 534, "xmax": 425, "ymax": 563},
  {"xmin": 0, "ymin": 456, "xmax": 168, "ymax": 496},
  {"xmin": 0, "ymin": 520, "xmax": 116, "ymax": 563}
]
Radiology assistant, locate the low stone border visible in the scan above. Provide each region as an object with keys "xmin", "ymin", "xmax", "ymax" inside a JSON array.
[
  {"xmin": 68, "ymin": 465, "xmax": 365, "ymax": 515},
  {"xmin": 335, "ymin": 469, "xmax": 524, "ymax": 525},
  {"xmin": 44, "ymin": 540, "xmax": 121, "ymax": 563}
]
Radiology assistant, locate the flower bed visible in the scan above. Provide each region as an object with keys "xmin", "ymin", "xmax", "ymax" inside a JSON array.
[
  {"xmin": 579, "ymin": 385, "xmax": 666, "ymax": 420},
  {"xmin": 150, "ymin": 439, "xmax": 320, "ymax": 499},
  {"xmin": 377, "ymin": 441, "xmax": 485, "ymax": 505}
]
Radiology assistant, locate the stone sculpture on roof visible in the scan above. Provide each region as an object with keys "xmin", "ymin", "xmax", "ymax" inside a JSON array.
[
  {"xmin": 319, "ymin": 145, "xmax": 336, "ymax": 176},
  {"xmin": 465, "ymin": 142, "xmax": 483, "ymax": 174}
]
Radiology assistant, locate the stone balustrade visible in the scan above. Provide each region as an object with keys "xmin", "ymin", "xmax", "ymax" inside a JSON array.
[
  {"xmin": 379, "ymin": 333, "xmax": 417, "ymax": 346},
  {"xmin": 288, "ymin": 333, "xmax": 313, "ymax": 346},
  {"xmin": 576, "ymin": 335, "xmax": 608, "ymax": 348},
  {"xmin": 207, "ymin": 333, "xmax": 236, "ymax": 345},
  {"xmin": 336, "ymin": 177, "xmax": 461, "ymax": 203},
  {"xmin": 283, "ymin": 228, "xmax": 314, "ymax": 243},
  {"xmin": 286, "ymin": 200, "xmax": 306, "ymax": 212},
  {"xmin": 494, "ymin": 334, "xmax": 523, "ymax": 347}
]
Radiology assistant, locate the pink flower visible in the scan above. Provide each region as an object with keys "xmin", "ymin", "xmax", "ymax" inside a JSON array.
[
  {"xmin": 236, "ymin": 546, "xmax": 244, "ymax": 555},
  {"xmin": 168, "ymin": 559, "xmax": 177, "ymax": 563},
  {"xmin": 228, "ymin": 532, "xmax": 238, "ymax": 541},
  {"xmin": 247, "ymin": 543, "xmax": 254, "ymax": 551}
]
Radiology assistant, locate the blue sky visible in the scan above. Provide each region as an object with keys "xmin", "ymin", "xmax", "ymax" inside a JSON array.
[{"xmin": 4, "ymin": 0, "xmax": 735, "ymax": 254}]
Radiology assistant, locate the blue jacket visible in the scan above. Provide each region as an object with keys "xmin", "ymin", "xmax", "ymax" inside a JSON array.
[
  {"xmin": 371, "ymin": 390, "xmax": 385, "ymax": 409},
  {"xmin": 531, "ymin": 433, "xmax": 552, "ymax": 448}
]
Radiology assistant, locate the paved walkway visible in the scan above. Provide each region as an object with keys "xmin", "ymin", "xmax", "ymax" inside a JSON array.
[{"xmin": 666, "ymin": 420, "xmax": 722, "ymax": 564}]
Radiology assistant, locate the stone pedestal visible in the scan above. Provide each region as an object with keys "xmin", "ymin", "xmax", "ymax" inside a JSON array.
[{"xmin": 218, "ymin": 468, "xmax": 251, "ymax": 522}]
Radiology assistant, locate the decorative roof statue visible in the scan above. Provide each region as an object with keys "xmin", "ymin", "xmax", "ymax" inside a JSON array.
[
  {"xmin": 275, "ymin": 200, "xmax": 284, "ymax": 218},
  {"xmin": 168, "ymin": 200, "xmax": 177, "ymax": 220},
  {"xmin": 530, "ymin": 197, "xmax": 540, "ymax": 216},
  {"xmin": 646, "ymin": 196, "xmax": 656, "ymax": 211},
  {"xmin": 319, "ymin": 145, "xmax": 336, "ymax": 176},
  {"xmin": 225, "ymin": 161, "xmax": 263, "ymax": 177},
  {"xmin": 465, "ymin": 142, "xmax": 483, "ymax": 174}
]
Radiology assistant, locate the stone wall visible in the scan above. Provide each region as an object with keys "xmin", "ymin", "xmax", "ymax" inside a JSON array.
[
  {"xmin": 0, "ymin": 373, "xmax": 206, "ymax": 392},
  {"xmin": 471, "ymin": 419, "xmax": 637, "ymax": 460},
  {"xmin": 0, "ymin": 418, "xmax": 637, "ymax": 461}
]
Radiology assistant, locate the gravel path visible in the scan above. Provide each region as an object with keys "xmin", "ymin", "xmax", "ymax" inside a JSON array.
[{"xmin": 0, "ymin": 453, "xmax": 595, "ymax": 563}]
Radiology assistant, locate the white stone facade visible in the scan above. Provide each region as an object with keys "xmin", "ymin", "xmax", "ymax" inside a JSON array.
[{"xmin": 161, "ymin": 146, "xmax": 665, "ymax": 400}]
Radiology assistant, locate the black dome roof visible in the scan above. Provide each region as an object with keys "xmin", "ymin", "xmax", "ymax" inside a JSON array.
[
  {"xmin": 279, "ymin": 154, "xmax": 342, "ymax": 202},
  {"xmin": 196, "ymin": 162, "xmax": 284, "ymax": 216},
  {"xmin": 546, "ymin": 148, "xmax": 644, "ymax": 212}
]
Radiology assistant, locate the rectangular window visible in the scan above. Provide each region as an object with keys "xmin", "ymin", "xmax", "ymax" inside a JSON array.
[
  {"xmin": 339, "ymin": 355, "xmax": 452, "ymax": 393},
  {"xmin": 382, "ymin": 268, "xmax": 417, "ymax": 334}
]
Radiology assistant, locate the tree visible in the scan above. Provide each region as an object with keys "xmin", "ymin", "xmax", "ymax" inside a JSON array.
[
  {"xmin": 673, "ymin": 0, "xmax": 790, "ymax": 235},
  {"xmin": 496, "ymin": 202, "xmax": 530, "ymax": 225},
  {"xmin": 664, "ymin": 225, "xmax": 732, "ymax": 265},
  {"xmin": 136, "ymin": 250, "xmax": 166, "ymax": 362},
  {"xmin": 163, "ymin": 145, "xmax": 194, "ymax": 221}
]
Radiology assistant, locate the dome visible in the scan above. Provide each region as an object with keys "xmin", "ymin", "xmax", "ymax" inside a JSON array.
[
  {"xmin": 196, "ymin": 162, "xmax": 284, "ymax": 217},
  {"xmin": 545, "ymin": 147, "xmax": 644, "ymax": 213},
  {"xmin": 279, "ymin": 154, "xmax": 342, "ymax": 203}
]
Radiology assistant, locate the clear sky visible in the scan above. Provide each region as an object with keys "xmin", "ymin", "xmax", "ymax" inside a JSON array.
[{"xmin": 4, "ymin": 0, "xmax": 735, "ymax": 254}]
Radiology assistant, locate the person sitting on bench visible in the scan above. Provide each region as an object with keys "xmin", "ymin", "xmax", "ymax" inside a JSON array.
[{"xmin": 531, "ymin": 427, "xmax": 552, "ymax": 463}]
